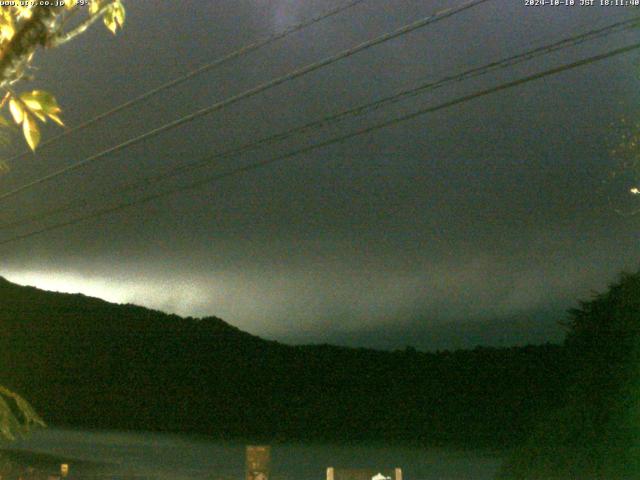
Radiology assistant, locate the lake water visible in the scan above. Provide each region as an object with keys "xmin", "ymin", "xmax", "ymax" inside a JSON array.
[{"xmin": 6, "ymin": 429, "xmax": 504, "ymax": 480}]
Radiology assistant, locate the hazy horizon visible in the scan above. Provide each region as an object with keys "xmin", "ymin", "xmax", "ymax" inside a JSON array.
[{"xmin": 1, "ymin": 269, "xmax": 577, "ymax": 351}]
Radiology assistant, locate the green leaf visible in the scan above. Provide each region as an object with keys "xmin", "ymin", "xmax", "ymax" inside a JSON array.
[
  {"xmin": 89, "ymin": 0, "xmax": 102, "ymax": 15},
  {"xmin": 0, "ymin": 20, "xmax": 15, "ymax": 43},
  {"xmin": 8, "ymin": 98, "xmax": 23, "ymax": 124},
  {"xmin": 22, "ymin": 113, "xmax": 40, "ymax": 151},
  {"xmin": 0, "ymin": 396, "xmax": 18, "ymax": 441},
  {"xmin": 17, "ymin": 90, "xmax": 64, "ymax": 126},
  {"xmin": 48, "ymin": 112, "xmax": 64, "ymax": 127},
  {"xmin": 104, "ymin": 1, "xmax": 125, "ymax": 34},
  {"xmin": 20, "ymin": 90, "xmax": 60, "ymax": 114},
  {"xmin": 30, "ymin": 109, "xmax": 47, "ymax": 122},
  {"xmin": 113, "ymin": 1, "xmax": 125, "ymax": 26}
]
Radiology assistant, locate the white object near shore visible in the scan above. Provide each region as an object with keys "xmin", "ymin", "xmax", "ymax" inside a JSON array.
[{"xmin": 326, "ymin": 467, "xmax": 402, "ymax": 480}]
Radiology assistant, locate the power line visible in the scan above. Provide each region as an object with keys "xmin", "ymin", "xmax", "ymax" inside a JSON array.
[
  {"xmin": 4, "ymin": 0, "xmax": 371, "ymax": 164},
  {"xmin": 0, "ymin": 0, "xmax": 491, "ymax": 204},
  {"xmin": 1, "ymin": 15, "xmax": 636, "ymax": 231},
  {"xmin": 2, "ymin": 40, "xmax": 638, "ymax": 247}
]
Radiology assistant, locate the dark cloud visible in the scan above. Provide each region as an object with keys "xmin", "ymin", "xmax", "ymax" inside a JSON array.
[{"xmin": 1, "ymin": 0, "xmax": 639, "ymax": 350}]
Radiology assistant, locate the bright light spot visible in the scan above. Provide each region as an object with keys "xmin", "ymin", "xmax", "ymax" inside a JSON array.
[{"xmin": 630, "ymin": 187, "xmax": 640, "ymax": 195}]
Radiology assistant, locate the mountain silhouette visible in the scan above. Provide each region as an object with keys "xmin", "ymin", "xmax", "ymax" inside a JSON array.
[{"xmin": 0, "ymin": 276, "xmax": 568, "ymax": 446}]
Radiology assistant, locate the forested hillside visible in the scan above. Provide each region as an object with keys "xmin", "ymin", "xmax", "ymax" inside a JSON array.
[{"xmin": 1, "ymin": 277, "xmax": 567, "ymax": 447}]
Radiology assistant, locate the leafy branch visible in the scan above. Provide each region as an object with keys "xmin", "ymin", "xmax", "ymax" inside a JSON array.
[
  {"xmin": 0, "ymin": 1, "xmax": 126, "ymax": 151},
  {"xmin": 0, "ymin": 385, "xmax": 45, "ymax": 441},
  {"xmin": 49, "ymin": 0, "xmax": 125, "ymax": 47}
]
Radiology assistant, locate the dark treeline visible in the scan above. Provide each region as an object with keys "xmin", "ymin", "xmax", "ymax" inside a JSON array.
[
  {"xmin": 0, "ymin": 276, "xmax": 569, "ymax": 448},
  {"xmin": 498, "ymin": 271, "xmax": 640, "ymax": 479}
]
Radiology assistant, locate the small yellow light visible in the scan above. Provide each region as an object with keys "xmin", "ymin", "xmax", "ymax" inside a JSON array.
[
  {"xmin": 60, "ymin": 464, "xmax": 69, "ymax": 477},
  {"xmin": 630, "ymin": 188, "xmax": 640, "ymax": 195}
]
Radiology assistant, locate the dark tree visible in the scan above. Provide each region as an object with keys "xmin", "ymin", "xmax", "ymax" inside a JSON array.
[{"xmin": 499, "ymin": 270, "xmax": 640, "ymax": 480}]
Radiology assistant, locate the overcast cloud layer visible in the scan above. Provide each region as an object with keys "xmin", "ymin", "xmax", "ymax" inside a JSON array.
[{"xmin": 1, "ymin": 0, "xmax": 639, "ymax": 350}]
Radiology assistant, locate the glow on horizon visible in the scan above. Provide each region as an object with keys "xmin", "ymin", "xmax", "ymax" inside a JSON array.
[
  {"xmin": 3, "ymin": 270, "xmax": 135, "ymax": 306},
  {"xmin": 1, "ymin": 268, "xmax": 278, "ymax": 332},
  {"xmin": 1, "ymin": 249, "xmax": 608, "ymax": 348},
  {"xmin": 1, "ymin": 269, "xmax": 234, "ymax": 321}
]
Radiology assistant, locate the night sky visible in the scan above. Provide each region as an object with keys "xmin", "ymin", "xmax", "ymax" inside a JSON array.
[{"xmin": 1, "ymin": 0, "xmax": 639, "ymax": 350}]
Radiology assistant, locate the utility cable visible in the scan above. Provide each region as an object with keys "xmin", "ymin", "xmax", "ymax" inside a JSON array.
[
  {"xmin": 4, "ymin": 0, "xmax": 371, "ymax": 163},
  {"xmin": 2, "ymin": 40, "xmax": 638, "ymax": 246},
  {"xmin": 0, "ymin": 0, "xmax": 491, "ymax": 203},
  {"xmin": 1, "ymin": 15, "xmax": 635, "ymax": 231}
]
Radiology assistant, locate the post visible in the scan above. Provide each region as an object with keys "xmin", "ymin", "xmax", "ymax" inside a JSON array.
[{"xmin": 246, "ymin": 445, "xmax": 270, "ymax": 480}]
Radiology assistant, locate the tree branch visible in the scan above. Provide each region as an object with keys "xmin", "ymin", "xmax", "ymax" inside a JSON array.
[
  {"xmin": 49, "ymin": 3, "xmax": 114, "ymax": 48},
  {"xmin": 0, "ymin": 6, "xmax": 65, "ymax": 88}
]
